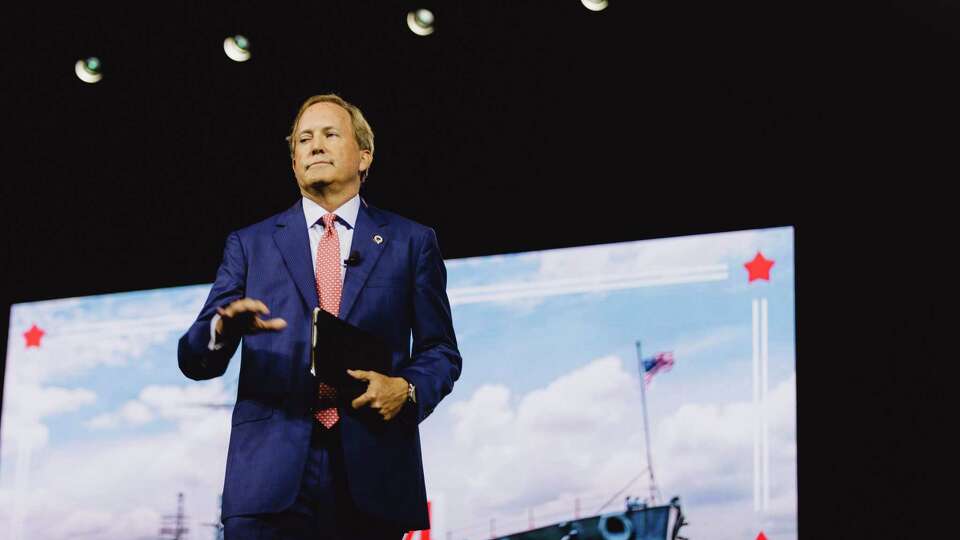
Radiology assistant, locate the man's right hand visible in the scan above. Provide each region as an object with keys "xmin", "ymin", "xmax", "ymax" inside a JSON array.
[{"xmin": 215, "ymin": 298, "xmax": 287, "ymax": 338}]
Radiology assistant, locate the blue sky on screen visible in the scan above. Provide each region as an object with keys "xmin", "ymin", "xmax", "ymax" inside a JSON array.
[{"xmin": 1, "ymin": 227, "xmax": 796, "ymax": 540}]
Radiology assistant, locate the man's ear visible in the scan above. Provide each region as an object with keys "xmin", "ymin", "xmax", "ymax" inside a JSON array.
[{"xmin": 358, "ymin": 149, "xmax": 373, "ymax": 173}]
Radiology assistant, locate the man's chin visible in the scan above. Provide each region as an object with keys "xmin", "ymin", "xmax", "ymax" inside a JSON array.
[{"xmin": 303, "ymin": 177, "xmax": 333, "ymax": 190}]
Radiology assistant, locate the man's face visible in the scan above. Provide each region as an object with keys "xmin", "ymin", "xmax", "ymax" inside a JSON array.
[{"xmin": 291, "ymin": 102, "xmax": 371, "ymax": 195}]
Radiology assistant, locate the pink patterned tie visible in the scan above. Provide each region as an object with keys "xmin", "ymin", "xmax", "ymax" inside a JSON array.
[{"xmin": 314, "ymin": 213, "xmax": 341, "ymax": 428}]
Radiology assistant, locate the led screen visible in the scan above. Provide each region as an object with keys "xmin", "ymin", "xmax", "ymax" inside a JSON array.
[{"xmin": 2, "ymin": 227, "xmax": 796, "ymax": 540}]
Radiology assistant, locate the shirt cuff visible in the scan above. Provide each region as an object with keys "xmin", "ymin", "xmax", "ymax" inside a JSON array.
[{"xmin": 208, "ymin": 314, "xmax": 225, "ymax": 351}]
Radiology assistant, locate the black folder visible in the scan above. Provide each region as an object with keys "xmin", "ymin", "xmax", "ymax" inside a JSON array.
[{"xmin": 310, "ymin": 307, "xmax": 393, "ymax": 414}]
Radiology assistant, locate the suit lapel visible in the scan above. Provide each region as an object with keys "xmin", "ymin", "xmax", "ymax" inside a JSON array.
[
  {"xmin": 339, "ymin": 201, "xmax": 388, "ymax": 320},
  {"xmin": 273, "ymin": 201, "xmax": 320, "ymax": 312}
]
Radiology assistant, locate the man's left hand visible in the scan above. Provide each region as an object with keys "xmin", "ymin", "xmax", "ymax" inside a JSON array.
[{"xmin": 348, "ymin": 369, "xmax": 409, "ymax": 421}]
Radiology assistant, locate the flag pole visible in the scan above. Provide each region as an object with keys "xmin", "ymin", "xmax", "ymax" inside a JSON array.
[{"xmin": 636, "ymin": 340, "xmax": 660, "ymax": 505}]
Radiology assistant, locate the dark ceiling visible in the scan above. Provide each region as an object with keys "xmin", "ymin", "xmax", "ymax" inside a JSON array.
[
  {"xmin": 0, "ymin": 1, "xmax": 953, "ymax": 537},
  {"xmin": 1, "ymin": 0, "xmax": 953, "ymax": 299}
]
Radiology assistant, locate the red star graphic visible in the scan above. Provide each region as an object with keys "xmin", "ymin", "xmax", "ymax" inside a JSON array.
[
  {"xmin": 744, "ymin": 251, "xmax": 775, "ymax": 282},
  {"xmin": 756, "ymin": 532, "xmax": 768, "ymax": 540},
  {"xmin": 24, "ymin": 324, "xmax": 46, "ymax": 348}
]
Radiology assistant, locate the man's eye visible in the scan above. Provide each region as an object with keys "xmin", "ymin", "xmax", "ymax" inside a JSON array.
[
  {"xmin": 327, "ymin": 133, "xmax": 338, "ymax": 137},
  {"xmin": 300, "ymin": 138, "xmax": 309, "ymax": 143}
]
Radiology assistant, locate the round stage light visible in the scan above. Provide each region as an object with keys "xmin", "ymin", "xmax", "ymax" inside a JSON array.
[
  {"xmin": 406, "ymin": 9, "xmax": 435, "ymax": 36},
  {"xmin": 223, "ymin": 34, "xmax": 251, "ymax": 62},
  {"xmin": 75, "ymin": 57, "xmax": 103, "ymax": 84},
  {"xmin": 581, "ymin": 0, "xmax": 609, "ymax": 11}
]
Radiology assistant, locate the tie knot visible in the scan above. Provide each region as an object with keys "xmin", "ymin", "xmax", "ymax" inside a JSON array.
[{"xmin": 321, "ymin": 213, "xmax": 337, "ymax": 230}]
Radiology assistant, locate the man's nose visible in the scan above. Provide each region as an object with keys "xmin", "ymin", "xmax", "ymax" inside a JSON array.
[{"xmin": 310, "ymin": 138, "xmax": 326, "ymax": 154}]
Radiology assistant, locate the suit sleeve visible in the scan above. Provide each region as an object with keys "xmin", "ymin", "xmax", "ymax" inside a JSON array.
[
  {"xmin": 396, "ymin": 227, "xmax": 462, "ymax": 426},
  {"xmin": 178, "ymin": 231, "xmax": 247, "ymax": 380}
]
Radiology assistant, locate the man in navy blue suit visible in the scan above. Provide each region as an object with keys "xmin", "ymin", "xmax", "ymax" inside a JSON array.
[{"xmin": 178, "ymin": 94, "xmax": 461, "ymax": 539}]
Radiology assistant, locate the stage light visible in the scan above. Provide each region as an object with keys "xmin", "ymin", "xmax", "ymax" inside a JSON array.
[
  {"xmin": 223, "ymin": 34, "xmax": 251, "ymax": 62},
  {"xmin": 581, "ymin": 0, "xmax": 609, "ymax": 11},
  {"xmin": 406, "ymin": 9, "xmax": 435, "ymax": 36},
  {"xmin": 74, "ymin": 57, "xmax": 103, "ymax": 84}
]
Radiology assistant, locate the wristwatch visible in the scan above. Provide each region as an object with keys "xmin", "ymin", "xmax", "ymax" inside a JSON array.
[{"xmin": 406, "ymin": 381, "xmax": 417, "ymax": 404}]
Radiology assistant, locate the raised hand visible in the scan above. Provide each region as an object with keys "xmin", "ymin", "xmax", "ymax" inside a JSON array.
[{"xmin": 215, "ymin": 298, "xmax": 287, "ymax": 338}]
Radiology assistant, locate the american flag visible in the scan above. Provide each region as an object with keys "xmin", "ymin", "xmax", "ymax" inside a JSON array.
[{"xmin": 641, "ymin": 352, "xmax": 675, "ymax": 385}]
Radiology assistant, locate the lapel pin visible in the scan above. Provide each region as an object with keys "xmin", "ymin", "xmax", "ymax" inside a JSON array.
[{"xmin": 373, "ymin": 234, "xmax": 383, "ymax": 245}]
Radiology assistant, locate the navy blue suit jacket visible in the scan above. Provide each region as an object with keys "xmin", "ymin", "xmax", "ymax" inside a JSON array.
[{"xmin": 177, "ymin": 198, "xmax": 461, "ymax": 531}]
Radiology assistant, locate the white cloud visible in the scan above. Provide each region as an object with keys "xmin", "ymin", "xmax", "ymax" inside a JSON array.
[
  {"xmin": 0, "ymin": 286, "xmax": 230, "ymax": 539},
  {"xmin": 0, "ymin": 288, "xmax": 234, "ymax": 540},
  {"xmin": 6, "ymin": 287, "xmax": 208, "ymax": 385},
  {"xmin": 444, "ymin": 228, "xmax": 788, "ymax": 311},
  {"xmin": 1, "ymin": 401, "xmax": 232, "ymax": 540},
  {"xmin": 0, "ymin": 379, "xmax": 97, "ymax": 454},
  {"xmin": 448, "ymin": 264, "xmax": 728, "ymax": 307},
  {"xmin": 23, "ymin": 385, "xmax": 97, "ymax": 419},
  {"xmin": 427, "ymin": 356, "xmax": 649, "ymax": 531},
  {"xmin": 84, "ymin": 379, "xmax": 230, "ymax": 431},
  {"xmin": 535, "ymin": 229, "xmax": 773, "ymax": 282},
  {"xmin": 449, "ymin": 385, "xmax": 513, "ymax": 446},
  {"xmin": 652, "ymin": 373, "xmax": 797, "ymax": 539},
  {"xmin": 139, "ymin": 380, "xmax": 233, "ymax": 421},
  {"xmin": 421, "ymin": 357, "xmax": 797, "ymax": 540},
  {"xmin": 44, "ymin": 504, "xmax": 177, "ymax": 540},
  {"xmin": 674, "ymin": 325, "xmax": 742, "ymax": 360},
  {"xmin": 86, "ymin": 400, "xmax": 155, "ymax": 430}
]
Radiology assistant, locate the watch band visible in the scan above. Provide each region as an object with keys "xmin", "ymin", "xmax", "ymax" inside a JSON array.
[{"xmin": 407, "ymin": 382, "xmax": 417, "ymax": 404}]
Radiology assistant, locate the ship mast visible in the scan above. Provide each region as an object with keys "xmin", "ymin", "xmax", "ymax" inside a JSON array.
[
  {"xmin": 159, "ymin": 492, "xmax": 189, "ymax": 539},
  {"xmin": 636, "ymin": 340, "xmax": 662, "ymax": 505}
]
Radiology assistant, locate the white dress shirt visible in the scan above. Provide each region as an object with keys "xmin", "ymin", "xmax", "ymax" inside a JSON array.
[
  {"xmin": 208, "ymin": 194, "xmax": 361, "ymax": 350},
  {"xmin": 302, "ymin": 193, "xmax": 359, "ymax": 283}
]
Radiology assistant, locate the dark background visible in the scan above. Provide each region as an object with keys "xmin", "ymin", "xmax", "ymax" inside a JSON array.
[{"xmin": 0, "ymin": 1, "xmax": 952, "ymax": 537}]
